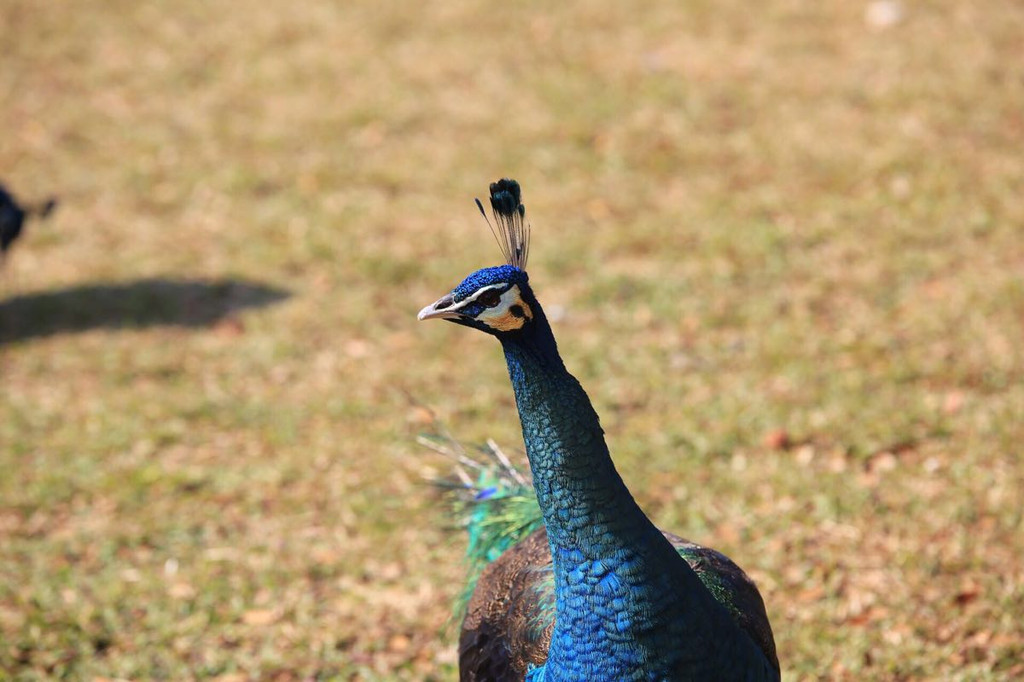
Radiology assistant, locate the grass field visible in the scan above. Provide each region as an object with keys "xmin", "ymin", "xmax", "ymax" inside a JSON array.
[{"xmin": 2, "ymin": 1, "xmax": 1023, "ymax": 679}]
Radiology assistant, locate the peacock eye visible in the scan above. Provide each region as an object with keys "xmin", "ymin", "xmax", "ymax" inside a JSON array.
[{"xmin": 477, "ymin": 290, "xmax": 502, "ymax": 308}]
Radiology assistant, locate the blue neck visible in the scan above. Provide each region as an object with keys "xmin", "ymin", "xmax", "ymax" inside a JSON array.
[
  {"xmin": 499, "ymin": 305, "xmax": 766, "ymax": 680},
  {"xmin": 499, "ymin": 315, "xmax": 664, "ymax": 561}
]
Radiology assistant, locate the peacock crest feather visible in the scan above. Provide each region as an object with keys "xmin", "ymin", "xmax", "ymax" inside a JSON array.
[{"xmin": 476, "ymin": 178, "xmax": 530, "ymax": 270}]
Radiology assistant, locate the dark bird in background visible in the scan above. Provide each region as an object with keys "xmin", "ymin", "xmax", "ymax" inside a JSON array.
[
  {"xmin": 420, "ymin": 179, "xmax": 779, "ymax": 681},
  {"xmin": 0, "ymin": 183, "xmax": 57, "ymax": 255}
]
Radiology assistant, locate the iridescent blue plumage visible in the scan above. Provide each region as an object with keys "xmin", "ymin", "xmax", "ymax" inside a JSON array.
[
  {"xmin": 452, "ymin": 265, "xmax": 529, "ymax": 302},
  {"xmin": 422, "ymin": 179, "xmax": 780, "ymax": 681}
]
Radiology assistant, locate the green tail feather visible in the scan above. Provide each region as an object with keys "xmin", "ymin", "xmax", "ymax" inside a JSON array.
[{"xmin": 421, "ymin": 433, "xmax": 544, "ymax": 619}]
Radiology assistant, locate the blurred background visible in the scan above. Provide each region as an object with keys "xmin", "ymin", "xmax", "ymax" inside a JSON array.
[{"xmin": 2, "ymin": 1, "xmax": 1022, "ymax": 679}]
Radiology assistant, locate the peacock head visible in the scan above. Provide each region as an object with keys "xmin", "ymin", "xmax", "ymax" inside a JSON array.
[
  {"xmin": 418, "ymin": 264, "xmax": 537, "ymax": 336},
  {"xmin": 418, "ymin": 179, "xmax": 539, "ymax": 338}
]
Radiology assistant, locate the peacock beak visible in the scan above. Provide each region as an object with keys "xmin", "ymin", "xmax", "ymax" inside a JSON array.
[{"xmin": 417, "ymin": 293, "xmax": 462, "ymax": 321}]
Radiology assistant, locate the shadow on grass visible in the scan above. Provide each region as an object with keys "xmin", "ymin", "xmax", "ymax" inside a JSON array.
[{"xmin": 0, "ymin": 277, "xmax": 290, "ymax": 345}]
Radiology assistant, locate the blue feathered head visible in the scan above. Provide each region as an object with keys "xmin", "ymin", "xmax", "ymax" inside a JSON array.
[{"xmin": 419, "ymin": 179, "xmax": 539, "ymax": 336}]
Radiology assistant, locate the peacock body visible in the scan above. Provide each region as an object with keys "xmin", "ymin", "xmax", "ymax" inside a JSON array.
[{"xmin": 420, "ymin": 179, "xmax": 779, "ymax": 681}]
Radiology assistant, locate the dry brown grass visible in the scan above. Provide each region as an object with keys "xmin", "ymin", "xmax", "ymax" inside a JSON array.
[{"xmin": 2, "ymin": 1, "xmax": 1023, "ymax": 679}]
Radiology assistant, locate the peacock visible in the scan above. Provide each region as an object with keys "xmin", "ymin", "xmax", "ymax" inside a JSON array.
[
  {"xmin": 0, "ymin": 183, "xmax": 57, "ymax": 256},
  {"xmin": 419, "ymin": 179, "xmax": 780, "ymax": 681}
]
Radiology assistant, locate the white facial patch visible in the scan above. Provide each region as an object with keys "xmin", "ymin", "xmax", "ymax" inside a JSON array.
[
  {"xmin": 439, "ymin": 284, "xmax": 507, "ymax": 315},
  {"xmin": 477, "ymin": 285, "xmax": 533, "ymax": 332}
]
